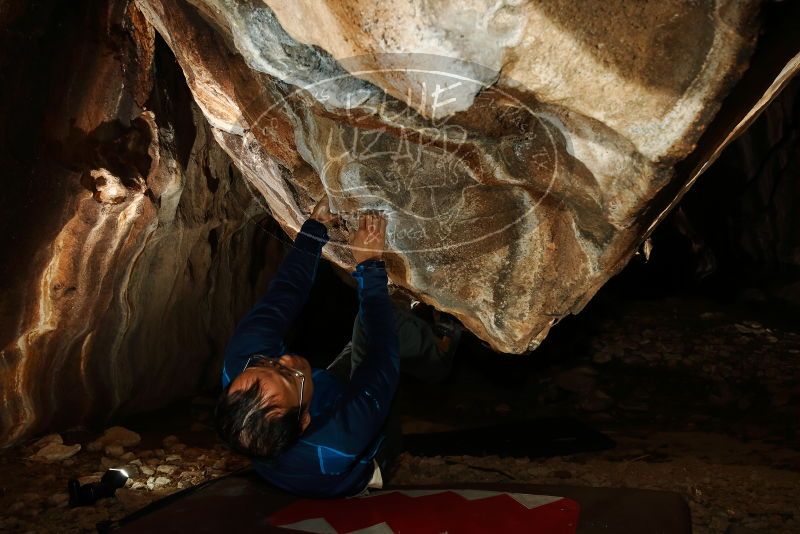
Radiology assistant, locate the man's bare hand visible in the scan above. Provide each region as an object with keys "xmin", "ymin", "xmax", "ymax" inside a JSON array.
[
  {"xmin": 352, "ymin": 210, "xmax": 387, "ymax": 264},
  {"xmin": 310, "ymin": 193, "xmax": 339, "ymax": 226}
]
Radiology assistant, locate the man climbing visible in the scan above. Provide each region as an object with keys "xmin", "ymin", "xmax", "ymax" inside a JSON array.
[{"xmin": 215, "ymin": 195, "xmax": 461, "ymax": 498}]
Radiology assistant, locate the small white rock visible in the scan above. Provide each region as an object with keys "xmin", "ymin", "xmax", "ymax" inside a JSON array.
[
  {"xmin": 33, "ymin": 434, "xmax": 63, "ymax": 449},
  {"xmin": 105, "ymin": 445, "xmax": 125, "ymax": 457},
  {"xmin": 32, "ymin": 443, "xmax": 81, "ymax": 462},
  {"xmin": 92, "ymin": 426, "xmax": 141, "ymax": 449},
  {"xmin": 156, "ymin": 465, "xmax": 177, "ymax": 475}
]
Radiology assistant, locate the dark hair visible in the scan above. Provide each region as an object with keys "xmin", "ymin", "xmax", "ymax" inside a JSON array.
[{"xmin": 214, "ymin": 380, "xmax": 302, "ymax": 459}]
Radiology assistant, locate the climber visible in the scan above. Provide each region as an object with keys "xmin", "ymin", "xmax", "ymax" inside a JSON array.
[{"xmin": 214, "ymin": 195, "xmax": 461, "ymax": 498}]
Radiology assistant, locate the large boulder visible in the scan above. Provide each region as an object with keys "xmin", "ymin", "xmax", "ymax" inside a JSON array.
[{"xmin": 134, "ymin": 0, "xmax": 763, "ymax": 352}]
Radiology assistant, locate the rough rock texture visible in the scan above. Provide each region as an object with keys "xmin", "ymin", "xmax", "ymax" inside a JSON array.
[
  {"xmin": 0, "ymin": 0, "xmax": 283, "ymax": 445},
  {"xmin": 1, "ymin": 0, "xmax": 797, "ymax": 445},
  {"xmin": 132, "ymin": 0, "xmax": 763, "ymax": 353}
]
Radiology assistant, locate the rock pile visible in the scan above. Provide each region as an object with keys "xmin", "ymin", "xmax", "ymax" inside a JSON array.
[{"xmin": 0, "ymin": 421, "xmax": 249, "ymax": 533}]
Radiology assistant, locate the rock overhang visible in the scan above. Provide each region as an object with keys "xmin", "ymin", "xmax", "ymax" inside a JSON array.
[{"xmin": 134, "ymin": 0, "xmax": 769, "ymax": 353}]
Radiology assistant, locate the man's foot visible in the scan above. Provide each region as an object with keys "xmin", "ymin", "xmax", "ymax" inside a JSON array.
[
  {"xmin": 408, "ymin": 299, "xmax": 435, "ymax": 323},
  {"xmin": 432, "ymin": 310, "xmax": 463, "ymax": 357}
]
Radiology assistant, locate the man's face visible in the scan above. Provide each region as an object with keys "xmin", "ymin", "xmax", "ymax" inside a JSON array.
[{"xmin": 228, "ymin": 354, "xmax": 314, "ymax": 430}]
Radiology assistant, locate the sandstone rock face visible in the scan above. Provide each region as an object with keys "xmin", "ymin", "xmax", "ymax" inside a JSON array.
[
  {"xmin": 134, "ymin": 0, "xmax": 760, "ymax": 352},
  {"xmin": 0, "ymin": 0, "xmax": 283, "ymax": 445}
]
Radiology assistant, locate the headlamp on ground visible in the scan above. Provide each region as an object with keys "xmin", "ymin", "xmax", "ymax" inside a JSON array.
[{"xmin": 68, "ymin": 468, "xmax": 129, "ymax": 507}]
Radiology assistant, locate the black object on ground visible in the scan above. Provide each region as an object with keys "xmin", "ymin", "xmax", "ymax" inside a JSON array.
[
  {"xmin": 68, "ymin": 468, "xmax": 129, "ymax": 507},
  {"xmin": 402, "ymin": 418, "xmax": 616, "ymax": 458}
]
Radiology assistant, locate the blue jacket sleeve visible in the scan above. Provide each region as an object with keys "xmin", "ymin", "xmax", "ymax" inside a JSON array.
[
  {"xmin": 222, "ymin": 219, "xmax": 329, "ymax": 387},
  {"xmin": 313, "ymin": 259, "xmax": 399, "ymax": 454}
]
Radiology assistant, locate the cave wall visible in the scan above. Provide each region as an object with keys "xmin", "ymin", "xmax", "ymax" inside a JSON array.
[
  {"xmin": 683, "ymin": 77, "xmax": 800, "ymax": 291},
  {"xmin": 0, "ymin": 0, "xmax": 282, "ymax": 445}
]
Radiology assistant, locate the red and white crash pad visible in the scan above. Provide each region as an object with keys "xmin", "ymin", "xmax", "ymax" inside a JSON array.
[
  {"xmin": 111, "ymin": 470, "xmax": 692, "ymax": 533},
  {"xmin": 269, "ymin": 489, "xmax": 580, "ymax": 533}
]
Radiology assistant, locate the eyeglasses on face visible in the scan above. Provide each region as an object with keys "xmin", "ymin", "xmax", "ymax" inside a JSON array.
[{"xmin": 243, "ymin": 355, "xmax": 305, "ymax": 424}]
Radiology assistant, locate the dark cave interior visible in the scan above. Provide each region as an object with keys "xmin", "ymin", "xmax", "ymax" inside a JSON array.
[{"xmin": 0, "ymin": 1, "xmax": 798, "ymax": 533}]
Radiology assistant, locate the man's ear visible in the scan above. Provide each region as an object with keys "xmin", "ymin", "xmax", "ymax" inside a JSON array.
[{"xmin": 300, "ymin": 410, "xmax": 311, "ymax": 433}]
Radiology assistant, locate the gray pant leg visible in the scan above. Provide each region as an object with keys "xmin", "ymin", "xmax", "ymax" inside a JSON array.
[{"xmin": 349, "ymin": 302, "xmax": 452, "ymax": 383}]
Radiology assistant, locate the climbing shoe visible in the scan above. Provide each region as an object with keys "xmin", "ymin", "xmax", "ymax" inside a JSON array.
[{"xmin": 432, "ymin": 310, "xmax": 463, "ymax": 358}]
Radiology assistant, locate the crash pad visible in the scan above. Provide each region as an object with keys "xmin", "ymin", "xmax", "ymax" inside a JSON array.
[
  {"xmin": 269, "ymin": 489, "xmax": 579, "ymax": 533},
  {"xmin": 109, "ymin": 470, "xmax": 691, "ymax": 533}
]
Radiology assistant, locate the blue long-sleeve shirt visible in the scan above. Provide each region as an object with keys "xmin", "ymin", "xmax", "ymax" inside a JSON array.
[{"xmin": 221, "ymin": 218, "xmax": 399, "ymax": 497}]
